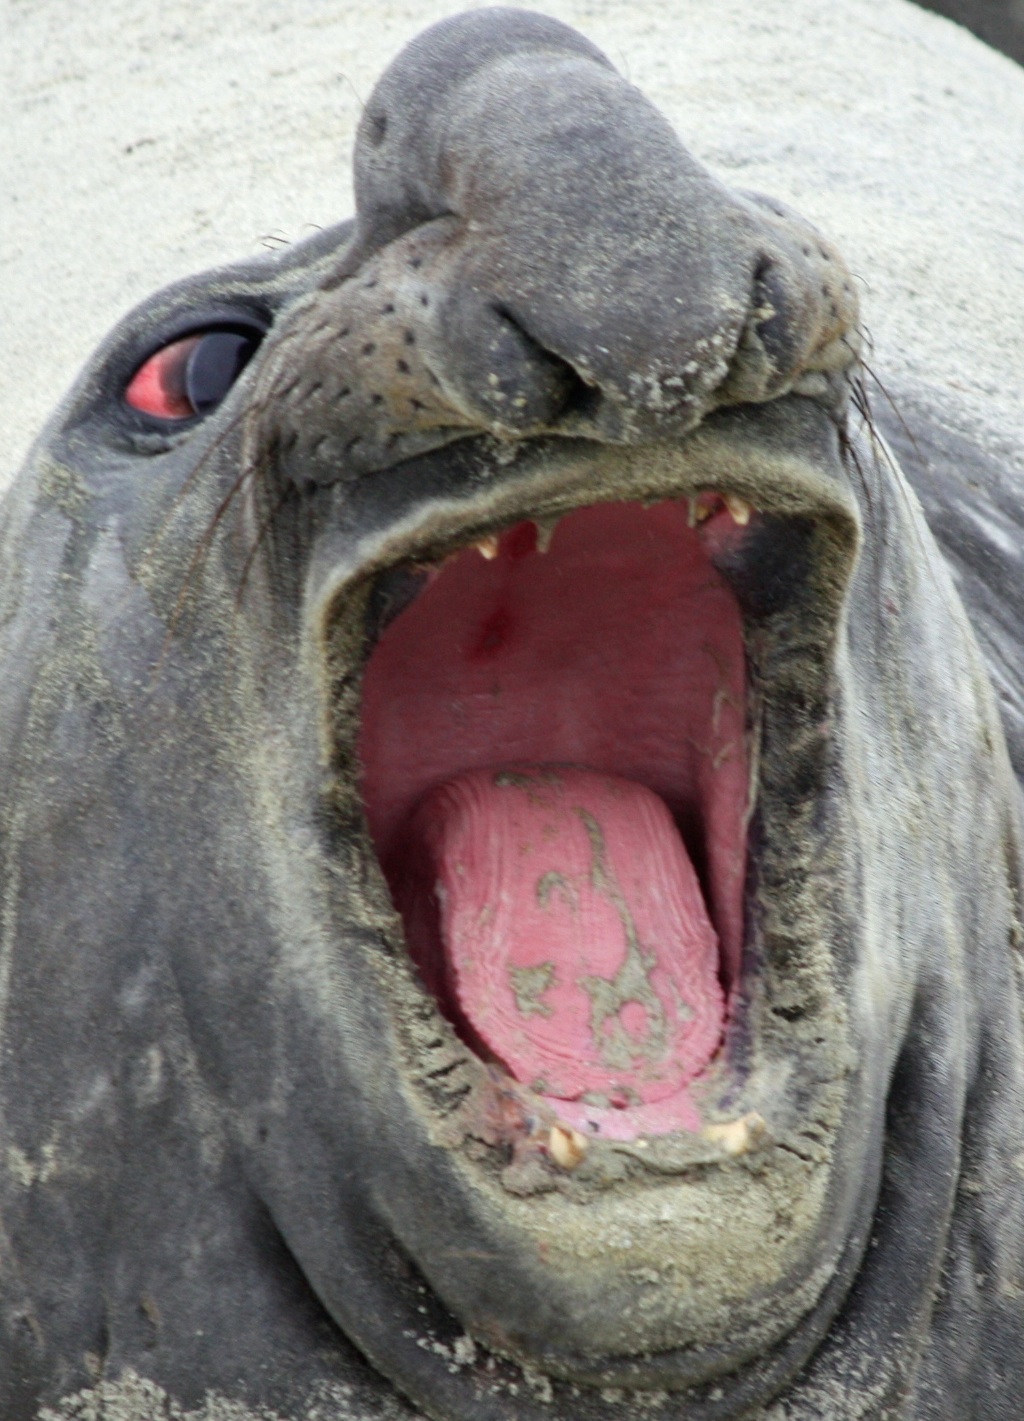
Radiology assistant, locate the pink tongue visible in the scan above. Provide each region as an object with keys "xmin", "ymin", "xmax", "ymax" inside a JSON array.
[{"xmin": 397, "ymin": 767, "xmax": 724, "ymax": 1108}]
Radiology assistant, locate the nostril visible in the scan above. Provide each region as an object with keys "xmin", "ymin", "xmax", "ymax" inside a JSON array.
[
  {"xmin": 556, "ymin": 372, "xmax": 603, "ymax": 423},
  {"xmin": 752, "ymin": 256, "xmax": 776, "ymax": 307},
  {"xmin": 488, "ymin": 303, "xmax": 593, "ymax": 429},
  {"xmin": 750, "ymin": 259, "xmax": 793, "ymax": 371},
  {"xmin": 368, "ymin": 110, "xmax": 388, "ymax": 147}
]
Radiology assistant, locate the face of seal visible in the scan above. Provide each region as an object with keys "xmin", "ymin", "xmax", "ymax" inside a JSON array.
[{"xmin": 2, "ymin": 9, "xmax": 1023, "ymax": 1421}]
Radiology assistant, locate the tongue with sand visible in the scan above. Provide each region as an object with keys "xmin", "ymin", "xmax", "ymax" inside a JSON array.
[{"xmin": 396, "ymin": 767, "xmax": 725, "ymax": 1127}]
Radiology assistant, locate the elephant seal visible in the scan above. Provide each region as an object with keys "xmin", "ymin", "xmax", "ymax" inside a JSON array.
[{"xmin": 2, "ymin": 7, "xmax": 1023, "ymax": 1421}]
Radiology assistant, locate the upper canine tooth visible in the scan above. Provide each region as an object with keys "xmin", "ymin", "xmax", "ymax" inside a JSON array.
[
  {"xmin": 723, "ymin": 495, "xmax": 752, "ymax": 526},
  {"xmin": 475, "ymin": 535, "xmax": 500, "ymax": 560},
  {"xmin": 534, "ymin": 517, "xmax": 559, "ymax": 554}
]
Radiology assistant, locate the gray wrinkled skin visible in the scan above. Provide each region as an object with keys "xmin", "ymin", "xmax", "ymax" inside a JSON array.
[{"xmin": 2, "ymin": 9, "xmax": 1023, "ymax": 1421}]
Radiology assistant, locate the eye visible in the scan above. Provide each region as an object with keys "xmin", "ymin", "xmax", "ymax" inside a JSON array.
[{"xmin": 124, "ymin": 326, "xmax": 263, "ymax": 421}]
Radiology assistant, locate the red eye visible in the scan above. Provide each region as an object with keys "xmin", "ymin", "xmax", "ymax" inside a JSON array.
[
  {"xmin": 125, "ymin": 328, "xmax": 262, "ymax": 421},
  {"xmin": 125, "ymin": 336, "xmax": 201, "ymax": 418}
]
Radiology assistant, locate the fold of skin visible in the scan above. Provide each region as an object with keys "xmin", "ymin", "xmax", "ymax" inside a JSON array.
[{"xmin": 1, "ymin": 10, "xmax": 1022, "ymax": 1421}]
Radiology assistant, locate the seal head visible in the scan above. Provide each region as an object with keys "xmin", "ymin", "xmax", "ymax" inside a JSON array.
[{"xmin": 2, "ymin": 10, "xmax": 1023, "ymax": 1421}]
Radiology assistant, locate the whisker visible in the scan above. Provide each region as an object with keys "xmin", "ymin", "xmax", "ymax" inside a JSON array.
[
  {"xmin": 134, "ymin": 406, "xmax": 251, "ymax": 575},
  {"xmin": 860, "ymin": 357, "xmax": 924, "ymax": 465},
  {"xmin": 146, "ymin": 462, "xmax": 259, "ymax": 687},
  {"xmin": 234, "ymin": 480, "xmax": 298, "ymax": 611}
]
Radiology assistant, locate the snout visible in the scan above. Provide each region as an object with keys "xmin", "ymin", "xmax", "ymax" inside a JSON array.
[{"xmin": 251, "ymin": 8, "xmax": 859, "ymax": 486}]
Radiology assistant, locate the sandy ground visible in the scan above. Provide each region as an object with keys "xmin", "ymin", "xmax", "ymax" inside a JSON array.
[{"xmin": 3, "ymin": 0, "xmax": 1023, "ymax": 490}]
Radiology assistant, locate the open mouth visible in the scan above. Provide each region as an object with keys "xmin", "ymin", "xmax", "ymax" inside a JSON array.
[
  {"xmin": 358, "ymin": 493, "xmax": 756, "ymax": 1144},
  {"xmin": 294, "ymin": 415, "xmax": 862, "ymax": 1385}
]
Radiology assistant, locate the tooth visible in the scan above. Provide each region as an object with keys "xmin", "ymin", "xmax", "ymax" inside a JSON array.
[
  {"xmin": 548, "ymin": 1123, "xmax": 588, "ymax": 1170},
  {"xmin": 534, "ymin": 517, "xmax": 559, "ymax": 554},
  {"xmin": 703, "ymin": 1111, "xmax": 766, "ymax": 1157},
  {"xmin": 723, "ymin": 495, "xmax": 752, "ymax": 526},
  {"xmin": 475, "ymin": 535, "xmax": 500, "ymax": 560},
  {"xmin": 690, "ymin": 495, "xmax": 717, "ymax": 526}
]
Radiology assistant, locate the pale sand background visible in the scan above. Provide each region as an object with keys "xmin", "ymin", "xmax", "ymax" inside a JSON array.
[{"xmin": 4, "ymin": 0, "xmax": 1023, "ymax": 492}]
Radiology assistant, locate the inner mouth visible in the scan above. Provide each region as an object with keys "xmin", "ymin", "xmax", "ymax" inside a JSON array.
[{"xmin": 358, "ymin": 497, "xmax": 751, "ymax": 1142}]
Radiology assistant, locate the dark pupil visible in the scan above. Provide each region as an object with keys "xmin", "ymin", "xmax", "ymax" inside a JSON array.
[{"xmin": 185, "ymin": 331, "xmax": 259, "ymax": 415}]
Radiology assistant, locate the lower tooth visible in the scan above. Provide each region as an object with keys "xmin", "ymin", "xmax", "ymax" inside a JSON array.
[
  {"xmin": 548, "ymin": 1124, "xmax": 588, "ymax": 1170},
  {"xmin": 703, "ymin": 1111, "xmax": 766, "ymax": 1156}
]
